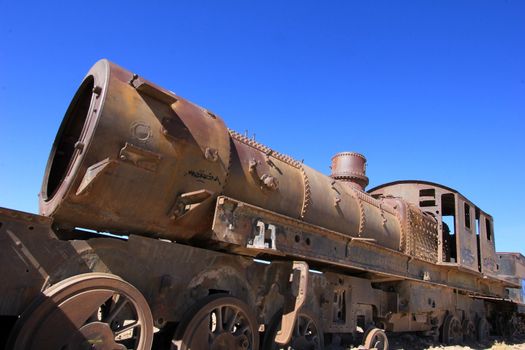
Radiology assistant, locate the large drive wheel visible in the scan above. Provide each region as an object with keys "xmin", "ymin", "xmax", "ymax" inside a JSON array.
[
  {"xmin": 441, "ymin": 314, "xmax": 463, "ymax": 345},
  {"xmin": 7, "ymin": 273, "xmax": 154, "ymax": 350},
  {"xmin": 495, "ymin": 313, "xmax": 507, "ymax": 336},
  {"xmin": 496, "ymin": 313, "xmax": 519, "ymax": 338},
  {"xmin": 477, "ymin": 317, "xmax": 490, "ymax": 342},
  {"xmin": 462, "ymin": 319, "xmax": 476, "ymax": 342},
  {"xmin": 363, "ymin": 328, "xmax": 388, "ymax": 350},
  {"xmin": 263, "ymin": 309, "xmax": 324, "ymax": 350},
  {"xmin": 172, "ymin": 295, "xmax": 259, "ymax": 350}
]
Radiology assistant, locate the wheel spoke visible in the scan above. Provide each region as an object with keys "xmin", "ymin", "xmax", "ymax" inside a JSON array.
[
  {"xmin": 208, "ymin": 328, "xmax": 216, "ymax": 339},
  {"xmin": 106, "ymin": 297, "xmax": 129, "ymax": 324},
  {"xmin": 227, "ymin": 310, "xmax": 240, "ymax": 332},
  {"xmin": 238, "ymin": 324, "xmax": 250, "ymax": 335},
  {"xmin": 304, "ymin": 318, "xmax": 313, "ymax": 334},
  {"xmin": 216, "ymin": 307, "xmax": 224, "ymax": 331}
]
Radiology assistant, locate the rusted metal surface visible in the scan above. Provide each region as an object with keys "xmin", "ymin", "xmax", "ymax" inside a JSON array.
[
  {"xmin": 40, "ymin": 60, "xmax": 231, "ymax": 240},
  {"xmin": 498, "ymin": 253, "xmax": 525, "ymax": 304},
  {"xmin": 1, "ymin": 60, "xmax": 525, "ymax": 349},
  {"xmin": 369, "ymin": 180, "xmax": 498, "ymax": 274},
  {"xmin": 211, "ymin": 196, "xmax": 515, "ymax": 295},
  {"xmin": 0, "ymin": 207, "xmax": 92, "ymax": 316},
  {"xmin": 330, "ymin": 152, "xmax": 369, "ymax": 191},
  {"xmin": 224, "ymin": 129, "xmax": 305, "ymax": 222},
  {"xmin": 274, "ymin": 261, "xmax": 308, "ymax": 345},
  {"xmin": 37, "ymin": 60, "xmax": 406, "ymax": 253}
]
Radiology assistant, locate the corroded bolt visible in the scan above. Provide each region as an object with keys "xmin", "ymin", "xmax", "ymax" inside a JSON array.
[
  {"xmin": 249, "ymin": 159, "xmax": 258, "ymax": 173},
  {"xmin": 74, "ymin": 141, "xmax": 84, "ymax": 153},
  {"xmin": 260, "ymin": 174, "xmax": 278, "ymax": 191},
  {"xmin": 239, "ymin": 338, "xmax": 249, "ymax": 349},
  {"xmin": 205, "ymin": 147, "xmax": 218, "ymax": 162},
  {"xmin": 92, "ymin": 85, "xmax": 102, "ymax": 96}
]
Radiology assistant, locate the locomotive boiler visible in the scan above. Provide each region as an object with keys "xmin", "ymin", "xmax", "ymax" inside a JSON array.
[
  {"xmin": 1, "ymin": 60, "xmax": 524, "ymax": 350},
  {"xmin": 41, "ymin": 60, "xmax": 434, "ymax": 258}
]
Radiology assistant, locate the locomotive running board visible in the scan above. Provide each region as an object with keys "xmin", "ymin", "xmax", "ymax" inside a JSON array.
[{"xmin": 211, "ymin": 196, "xmax": 519, "ymax": 297}]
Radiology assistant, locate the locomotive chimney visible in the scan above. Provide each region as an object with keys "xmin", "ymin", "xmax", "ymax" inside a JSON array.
[{"xmin": 330, "ymin": 152, "xmax": 369, "ymax": 191}]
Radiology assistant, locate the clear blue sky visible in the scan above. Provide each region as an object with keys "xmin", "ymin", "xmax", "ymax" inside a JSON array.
[{"xmin": 1, "ymin": 1, "xmax": 524, "ymax": 253}]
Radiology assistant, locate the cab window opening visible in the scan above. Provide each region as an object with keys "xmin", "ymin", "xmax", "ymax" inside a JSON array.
[
  {"xmin": 441, "ymin": 193, "xmax": 457, "ymax": 263},
  {"xmin": 486, "ymin": 218, "xmax": 492, "ymax": 241},
  {"xmin": 464, "ymin": 202, "xmax": 471, "ymax": 230},
  {"xmin": 475, "ymin": 208, "xmax": 482, "ymax": 271}
]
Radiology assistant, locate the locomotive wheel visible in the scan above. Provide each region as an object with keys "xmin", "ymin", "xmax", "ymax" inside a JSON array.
[
  {"xmin": 495, "ymin": 314, "xmax": 506, "ymax": 336},
  {"xmin": 363, "ymin": 328, "xmax": 388, "ymax": 350},
  {"xmin": 263, "ymin": 309, "xmax": 324, "ymax": 350},
  {"xmin": 477, "ymin": 317, "xmax": 490, "ymax": 342},
  {"xmin": 441, "ymin": 315, "xmax": 463, "ymax": 345},
  {"xmin": 172, "ymin": 295, "xmax": 259, "ymax": 350},
  {"xmin": 6, "ymin": 273, "xmax": 154, "ymax": 350},
  {"xmin": 462, "ymin": 319, "xmax": 476, "ymax": 341}
]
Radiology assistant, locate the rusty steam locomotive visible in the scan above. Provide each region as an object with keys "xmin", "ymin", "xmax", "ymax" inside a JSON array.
[{"xmin": 1, "ymin": 60, "xmax": 524, "ymax": 350}]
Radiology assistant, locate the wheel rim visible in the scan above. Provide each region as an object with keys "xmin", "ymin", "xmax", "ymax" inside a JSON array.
[
  {"xmin": 173, "ymin": 295, "xmax": 259, "ymax": 350},
  {"xmin": 363, "ymin": 328, "xmax": 388, "ymax": 350},
  {"xmin": 7, "ymin": 273, "xmax": 154, "ymax": 350},
  {"xmin": 442, "ymin": 315, "xmax": 463, "ymax": 345}
]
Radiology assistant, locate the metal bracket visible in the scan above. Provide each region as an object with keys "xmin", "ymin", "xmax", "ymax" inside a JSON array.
[
  {"xmin": 247, "ymin": 221, "xmax": 276, "ymax": 250},
  {"xmin": 119, "ymin": 142, "xmax": 162, "ymax": 172},
  {"xmin": 168, "ymin": 189, "xmax": 214, "ymax": 220},
  {"xmin": 131, "ymin": 75, "xmax": 177, "ymax": 105},
  {"xmin": 249, "ymin": 159, "xmax": 279, "ymax": 191},
  {"xmin": 275, "ymin": 261, "xmax": 309, "ymax": 345}
]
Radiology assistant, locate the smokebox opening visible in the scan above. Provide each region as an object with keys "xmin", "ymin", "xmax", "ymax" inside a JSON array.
[{"xmin": 43, "ymin": 76, "xmax": 94, "ymax": 200}]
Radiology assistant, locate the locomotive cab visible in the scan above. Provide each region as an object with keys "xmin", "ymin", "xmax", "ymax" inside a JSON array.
[{"xmin": 369, "ymin": 180, "xmax": 498, "ymax": 275}]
